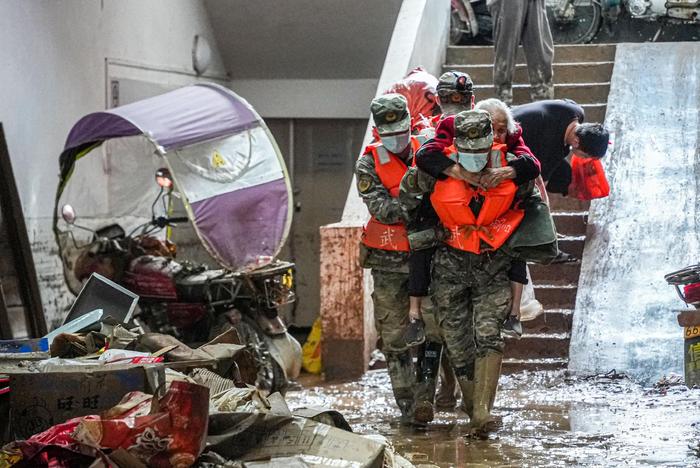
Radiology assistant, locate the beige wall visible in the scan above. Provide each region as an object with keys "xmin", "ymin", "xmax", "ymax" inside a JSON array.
[{"xmin": 0, "ymin": 0, "xmax": 226, "ymax": 326}]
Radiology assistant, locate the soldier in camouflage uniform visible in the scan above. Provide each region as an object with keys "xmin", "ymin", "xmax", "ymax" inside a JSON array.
[
  {"xmin": 355, "ymin": 93, "xmax": 425, "ymax": 423},
  {"xmin": 406, "ymin": 110, "xmax": 551, "ymax": 436},
  {"xmin": 404, "ymin": 71, "xmax": 477, "ymax": 421}
]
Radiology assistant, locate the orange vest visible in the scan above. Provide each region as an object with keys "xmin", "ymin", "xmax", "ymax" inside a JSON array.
[
  {"xmin": 430, "ymin": 143, "xmax": 524, "ymax": 254},
  {"xmin": 361, "ymin": 136, "xmax": 425, "ymax": 252}
]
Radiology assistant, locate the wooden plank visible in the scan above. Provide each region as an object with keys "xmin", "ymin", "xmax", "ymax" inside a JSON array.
[{"xmin": 0, "ymin": 124, "xmax": 47, "ymax": 336}]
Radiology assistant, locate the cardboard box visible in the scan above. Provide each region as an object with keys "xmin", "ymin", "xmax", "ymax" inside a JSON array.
[{"xmin": 7, "ymin": 365, "xmax": 162, "ymax": 440}]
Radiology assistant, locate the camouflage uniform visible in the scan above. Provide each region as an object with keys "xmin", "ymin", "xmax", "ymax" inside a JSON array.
[
  {"xmin": 356, "ymin": 94, "xmax": 415, "ymax": 421},
  {"xmin": 398, "ymin": 165, "xmax": 446, "ymax": 412},
  {"xmin": 431, "ymin": 246, "xmax": 513, "ymax": 376}
]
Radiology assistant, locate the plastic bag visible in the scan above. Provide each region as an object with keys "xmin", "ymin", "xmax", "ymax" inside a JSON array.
[
  {"xmin": 301, "ymin": 318, "xmax": 323, "ymax": 374},
  {"xmin": 384, "ymin": 67, "xmax": 439, "ymax": 130},
  {"xmin": 74, "ymin": 382, "xmax": 209, "ymax": 467},
  {"xmin": 568, "ymin": 155, "xmax": 610, "ymax": 200},
  {"xmin": 519, "ymin": 267, "xmax": 543, "ymax": 322}
]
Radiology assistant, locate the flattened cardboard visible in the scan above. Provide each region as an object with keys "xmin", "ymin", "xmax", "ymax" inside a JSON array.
[{"xmin": 207, "ymin": 413, "xmax": 384, "ymax": 468}]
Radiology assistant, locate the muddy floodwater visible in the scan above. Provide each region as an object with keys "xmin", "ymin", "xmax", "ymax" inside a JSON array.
[{"xmin": 286, "ymin": 370, "xmax": 700, "ymax": 467}]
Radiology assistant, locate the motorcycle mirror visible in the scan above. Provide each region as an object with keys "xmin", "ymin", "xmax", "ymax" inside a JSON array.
[
  {"xmin": 155, "ymin": 168, "xmax": 173, "ymax": 189},
  {"xmin": 61, "ymin": 204, "xmax": 76, "ymax": 224}
]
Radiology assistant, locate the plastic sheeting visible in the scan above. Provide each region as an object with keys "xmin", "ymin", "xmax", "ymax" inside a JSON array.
[{"xmin": 568, "ymin": 42, "xmax": 700, "ymax": 383}]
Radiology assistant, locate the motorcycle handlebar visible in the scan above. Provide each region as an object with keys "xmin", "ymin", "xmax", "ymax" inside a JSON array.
[{"xmin": 152, "ymin": 216, "xmax": 189, "ymax": 228}]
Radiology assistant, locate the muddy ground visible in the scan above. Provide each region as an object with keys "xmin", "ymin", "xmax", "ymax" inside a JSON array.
[{"xmin": 287, "ymin": 370, "xmax": 700, "ymax": 467}]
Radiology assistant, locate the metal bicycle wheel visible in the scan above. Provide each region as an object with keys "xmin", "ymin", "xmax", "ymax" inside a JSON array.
[
  {"xmin": 546, "ymin": 0, "xmax": 602, "ymax": 44},
  {"xmin": 450, "ymin": 9, "xmax": 467, "ymax": 45},
  {"xmin": 234, "ymin": 317, "xmax": 287, "ymax": 394}
]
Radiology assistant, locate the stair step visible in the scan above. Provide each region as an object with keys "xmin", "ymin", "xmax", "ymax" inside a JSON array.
[
  {"xmin": 557, "ymin": 236, "xmax": 585, "ymax": 258},
  {"xmin": 529, "ymin": 261, "xmax": 581, "ymax": 284},
  {"xmin": 502, "ymin": 357, "xmax": 568, "ymax": 373},
  {"xmin": 552, "ymin": 212, "xmax": 588, "ymax": 236},
  {"xmin": 534, "ymin": 284, "xmax": 578, "ymax": 308},
  {"xmin": 446, "ymin": 61, "xmax": 614, "ymax": 85},
  {"xmin": 446, "ymin": 44, "xmax": 617, "ymax": 65},
  {"xmin": 582, "ymin": 103, "xmax": 607, "ymax": 123},
  {"xmin": 504, "ymin": 332, "xmax": 570, "ymax": 359},
  {"xmin": 474, "ymin": 82, "xmax": 610, "ymax": 106},
  {"xmin": 522, "ymin": 308, "xmax": 574, "ymax": 334},
  {"xmin": 548, "ymin": 193, "xmax": 591, "ymax": 211}
]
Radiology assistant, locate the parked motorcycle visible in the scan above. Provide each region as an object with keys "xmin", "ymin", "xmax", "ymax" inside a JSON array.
[
  {"xmin": 451, "ymin": 0, "xmax": 699, "ymax": 45},
  {"xmin": 53, "ymin": 83, "xmax": 301, "ymax": 393}
]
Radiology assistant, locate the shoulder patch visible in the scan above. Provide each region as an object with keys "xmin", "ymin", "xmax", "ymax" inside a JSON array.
[
  {"xmin": 358, "ymin": 175, "xmax": 373, "ymax": 193},
  {"xmin": 406, "ymin": 169, "xmax": 418, "ymax": 188}
]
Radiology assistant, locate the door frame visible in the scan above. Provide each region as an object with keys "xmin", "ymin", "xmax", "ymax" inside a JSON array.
[{"xmin": 0, "ymin": 123, "xmax": 47, "ymax": 338}]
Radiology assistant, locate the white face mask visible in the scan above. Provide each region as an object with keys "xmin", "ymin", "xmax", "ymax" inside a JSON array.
[
  {"xmin": 381, "ymin": 131, "xmax": 411, "ymax": 154},
  {"xmin": 458, "ymin": 151, "xmax": 489, "ymax": 173}
]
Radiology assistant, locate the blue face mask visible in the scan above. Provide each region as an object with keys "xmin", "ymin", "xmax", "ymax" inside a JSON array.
[
  {"xmin": 457, "ymin": 151, "xmax": 489, "ymax": 172},
  {"xmin": 381, "ymin": 131, "xmax": 411, "ymax": 154}
]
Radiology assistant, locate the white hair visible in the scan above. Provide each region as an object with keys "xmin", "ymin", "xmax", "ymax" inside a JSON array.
[{"xmin": 475, "ymin": 98, "xmax": 517, "ymax": 135}]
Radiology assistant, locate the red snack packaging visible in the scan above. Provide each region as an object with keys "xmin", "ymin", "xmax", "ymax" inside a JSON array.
[
  {"xmin": 569, "ymin": 155, "xmax": 610, "ymax": 200},
  {"xmin": 74, "ymin": 382, "xmax": 209, "ymax": 468}
]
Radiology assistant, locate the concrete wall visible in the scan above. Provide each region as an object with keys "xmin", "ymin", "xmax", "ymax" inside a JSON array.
[
  {"xmin": 320, "ymin": 0, "xmax": 451, "ymax": 379},
  {"xmin": 0, "ymin": 0, "xmax": 227, "ymax": 328}
]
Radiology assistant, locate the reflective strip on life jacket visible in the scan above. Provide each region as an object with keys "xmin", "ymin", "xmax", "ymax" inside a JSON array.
[
  {"xmin": 360, "ymin": 137, "xmax": 423, "ymax": 252},
  {"xmin": 431, "ymin": 143, "xmax": 524, "ymax": 253}
]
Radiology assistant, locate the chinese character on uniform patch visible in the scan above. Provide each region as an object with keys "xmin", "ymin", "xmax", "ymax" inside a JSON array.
[{"xmin": 380, "ymin": 228, "xmax": 396, "ymax": 248}]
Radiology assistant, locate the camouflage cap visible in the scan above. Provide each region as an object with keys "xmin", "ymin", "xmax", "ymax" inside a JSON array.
[
  {"xmin": 454, "ymin": 109, "xmax": 493, "ymax": 151},
  {"xmin": 371, "ymin": 93, "xmax": 410, "ymax": 135},
  {"xmin": 436, "ymin": 71, "xmax": 473, "ymax": 95}
]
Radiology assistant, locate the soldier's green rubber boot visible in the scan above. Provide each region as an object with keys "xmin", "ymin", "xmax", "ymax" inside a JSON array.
[
  {"xmin": 467, "ymin": 352, "xmax": 503, "ymax": 438},
  {"xmin": 456, "ymin": 375, "xmax": 474, "ymax": 420},
  {"xmin": 413, "ymin": 341, "xmax": 442, "ymax": 424},
  {"xmin": 386, "ymin": 351, "xmax": 416, "ymax": 425},
  {"xmin": 435, "ymin": 355, "xmax": 458, "ymax": 409}
]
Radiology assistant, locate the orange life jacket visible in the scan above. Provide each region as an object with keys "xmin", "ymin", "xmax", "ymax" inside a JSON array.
[
  {"xmin": 361, "ymin": 136, "xmax": 425, "ymax": 252},
  {"xmin": 430, "ymin": 143, "xmax": 525, "ymax": 254}
]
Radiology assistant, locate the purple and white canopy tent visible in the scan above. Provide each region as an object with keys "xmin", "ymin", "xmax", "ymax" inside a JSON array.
[{"xmin": 54, "ymin": 83, "xmax": 292, "ymax": 275}]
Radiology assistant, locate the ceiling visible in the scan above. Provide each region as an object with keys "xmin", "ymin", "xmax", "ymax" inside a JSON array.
[{"xmin": 204, "ymin": 0, "xmax": 403, "ymax": 79}]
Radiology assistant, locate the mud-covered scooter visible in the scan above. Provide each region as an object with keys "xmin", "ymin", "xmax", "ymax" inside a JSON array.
[{"xmin": 54, "ymin": 83, "xmax": 301, "ymax": 393}]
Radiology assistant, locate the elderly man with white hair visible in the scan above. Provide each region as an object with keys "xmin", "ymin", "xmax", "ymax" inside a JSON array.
[{"xmin": 475, "ymin": 98, "xmax": 550, "ymax": 326}]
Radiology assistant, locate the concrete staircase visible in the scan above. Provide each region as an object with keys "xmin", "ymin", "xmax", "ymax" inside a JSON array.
[
  {"xmin": 444, "ymin": 43, "xmax": 615, "ymax": 120},
  {"xmin": 443, "ymin": 44, "xmax": 615, "ymax": 372}
]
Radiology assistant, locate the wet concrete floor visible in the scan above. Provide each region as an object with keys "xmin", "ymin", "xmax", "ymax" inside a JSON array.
[{"xmin": 286, "ymin": 370, "xmax": 700, "ymax": 467}]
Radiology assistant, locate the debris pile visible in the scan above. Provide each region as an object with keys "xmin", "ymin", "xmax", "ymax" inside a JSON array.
[{"xmin": 0, "ymin": 320, "xmax": 410, "ymax": 467}]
